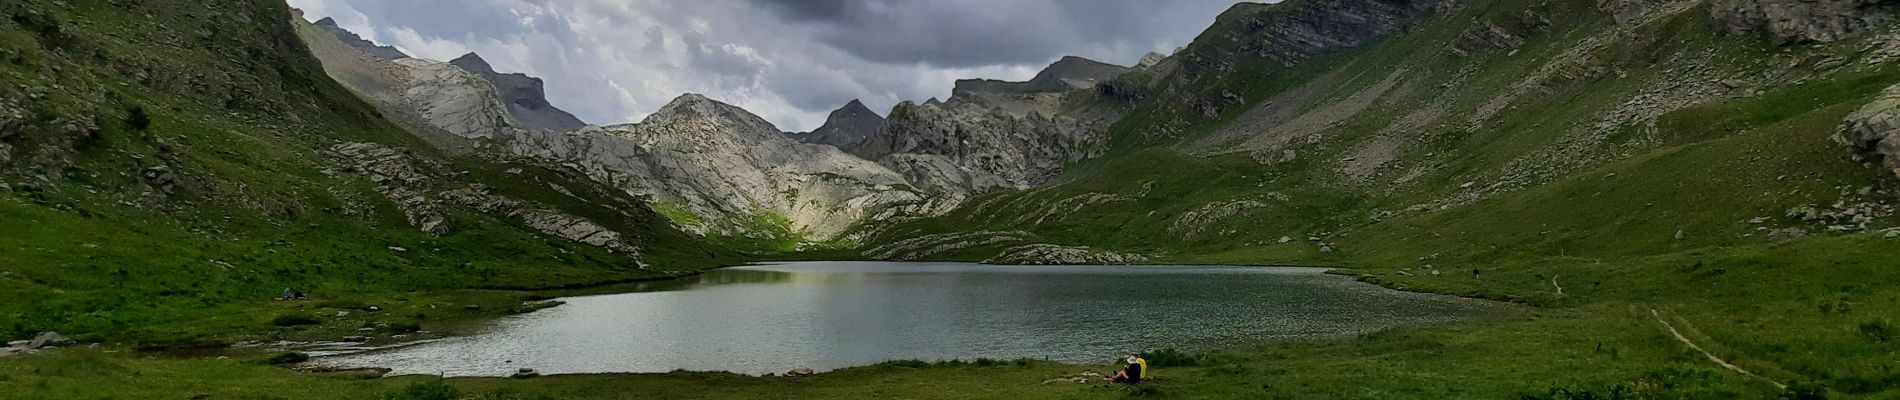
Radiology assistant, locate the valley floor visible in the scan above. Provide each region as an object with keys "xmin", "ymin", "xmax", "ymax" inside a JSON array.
[{"xmin": 5, "ymin": 230, "xmax": 1894, "ymax": 399}]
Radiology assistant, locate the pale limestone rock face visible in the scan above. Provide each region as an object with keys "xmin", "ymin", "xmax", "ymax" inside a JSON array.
[
  {"xmin": 392, "ymin": 58, "xmax": 522, "ymax": 142},
  {"xmin": 501, "ymin": 95, "xmax": 925, "ymax": 239},
  {"xmin": 328, "ymin": 142, "xmax": 643, "ymax": 262}
]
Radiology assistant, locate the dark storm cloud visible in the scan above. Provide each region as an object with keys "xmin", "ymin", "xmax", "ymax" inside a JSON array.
[
  {"xmin": 749, "ymin": 0, "xmax": 881, "ymax": 22},
  {"xmin": 749, "ymin": 0, "xmax": 1243, "ymax": 68},
  {"xmin": 289, "ymin": 0, "xmax": 1247, "ymax": 131}
]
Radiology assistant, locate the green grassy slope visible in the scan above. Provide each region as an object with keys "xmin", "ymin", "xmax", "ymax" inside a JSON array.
[
  {"xmin": 846, "ymin": 0, "xmax": 1900, "ymax": 396},
  {"xmin": 4, "ymin": 0, "xmax": 1898, "ymax": 398},
  {"xmin": 0, "ymin": 0, "xmax": 742, "ymax": 346}
]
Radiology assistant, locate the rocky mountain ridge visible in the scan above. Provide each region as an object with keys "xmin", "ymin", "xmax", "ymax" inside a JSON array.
[
  {"xmin": 448, "ymin": 53, "xmax": 588, "ymax": 133},
  {"xmin": 862, "ymin": 0, "xmax": 1900, "ymax": 270},
  {"xmin": 296, "ymin": 17, "xmax": 936, "ymax": 242},
  {"xmin": 293, "ymin": 15, "xmax": 1161, "ymax": 245},
  {"xmin": 951, "ymin": 56, "xmax": 1131, "ymax": 99},
  {"xmin": 500, "ymin": 94, "xmax": 927, "ymax": 239},
  {"xmin": 314, "ymin": 17, "xmax": 408, "ymax": 60},
  {"xmin": 850, "ymin": 99, "xmax": 1113, "ymax": 194}
]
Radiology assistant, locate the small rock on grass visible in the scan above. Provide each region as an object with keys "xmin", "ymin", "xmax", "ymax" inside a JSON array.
[{"xmin": 29, "ymin": 332, "xmax": 72, "ymax": 348}]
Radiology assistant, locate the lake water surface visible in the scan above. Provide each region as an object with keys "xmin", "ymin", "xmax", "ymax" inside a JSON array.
[{"xmin": 318, "ymin": 262, "xmax": 1501, "ymax": 376}]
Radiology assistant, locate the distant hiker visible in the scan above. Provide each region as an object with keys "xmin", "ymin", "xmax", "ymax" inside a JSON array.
[
  {"xmin": 292, "ymin": 290, "xmax": 308, "ymax": 300},
  {"xmin": 1473, "ymin": 268, "xmax": 1482, "ymax": 279},
  {"xmin": 277, "ymin": 288, "xmax": 291, "ymax": 300},
  {"xmin": 1108, "ymin": 354, "xmax": 1148, "ymax": 384}
]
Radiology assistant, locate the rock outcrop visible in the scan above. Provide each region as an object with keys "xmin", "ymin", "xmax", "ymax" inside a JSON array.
[
  {"xmin": 313, "ymin": 17, "xmax": 408, "ymax": 61},
  {"xmin": 438, "ymin": 186, "xmax": 640, "ymax": 254},
  {"xmin": 331, "ymin": 142, "xmax": 447, "ymax": 235},
  {"xmin": 784, "ymin": 99, "xmax": 882, "ymax": 149},
  {"xmin": 1596, "ymin": 0, "xmax": 1698, "ymax": 26},
  {"xmin": 449, "ymin": 53, "xmax": 588, "ymax": 133},
  {"xmin": 1710, "ymin": 0, "xmax": 1900, "ymax": 44},
  {"xmin": 1450, "ymin": 11, "xmax": 1550, "ymax": 56},
  {"xmin": 1842, "ymin": 83, "xmax": 1900, "ymax": 178},
  {"xmin": 1136, "ymin": 52, "xmax": 1169, "ymax": 70},
  {"xmin": 863, "ymin": 231, "xmax": 1036, "ymax": 260},
  {"xmin": 983, "ymin": 244, "xmax": 1150, "ymax": 265},
  {"xmin": 330, "ymin": 142, "xmax": 645, "ymax": 258}
]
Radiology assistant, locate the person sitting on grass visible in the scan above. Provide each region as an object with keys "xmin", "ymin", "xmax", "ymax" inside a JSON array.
[{"xmin": 1107, "ymin": 354, "xmax": 1147, "ymax": 384}]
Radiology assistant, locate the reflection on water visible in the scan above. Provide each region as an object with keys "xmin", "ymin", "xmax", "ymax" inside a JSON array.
[
  {"xmin": 694, "ymin": 268, "xmax": 796, "ymax": 285},
  {"xmin": 319, "ymin": 262, "xmax": 1503, "ymax": 377}
]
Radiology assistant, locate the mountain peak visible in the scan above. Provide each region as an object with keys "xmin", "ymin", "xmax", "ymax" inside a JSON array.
[
  {"xmin": 649, "ymin": 93, "xmax": 743, "ymax": 123},
  {"xmin": 1052, "ymin": 55, "xmax": 1115, "ymax": 68},
  {"xmin": 310, "ymin": 16, "xmax": 410, "ymax": 61},
  {"xmin": 789, "ymin": 99, "xmax": 884, "ymax": 149},
  {"xmin": 669, "ymin": 93, "xmax": 715, "ymax": 106},
  {"xmin": 449, "ymin": 52, "xmax": 494, "ymax": 74},
  {"xmin": 952, "ymin": 55, "xmax": 1130, "ymax": 97},
  {"xmin": 441, "ymin": 52, "xmax": 586, "ymax": 132},
  {"xmin": 627, "ymin": 93, "xmax": 782, "ymax": 143}
]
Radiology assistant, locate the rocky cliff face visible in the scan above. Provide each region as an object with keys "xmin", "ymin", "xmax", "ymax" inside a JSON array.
[
  {"xmin": 784, "ymin": 99, "xmax": 882, "ymax": 148},
  {"xmin": 313, "ymin": 17, "xmax": 408, "ymax": 60},
  {"xmin": 833, "ymin": 56, "xmax": 1129, "ymax": 195},
  {"xmin": 852, "ymin": 100, "xmax": 1110, "ymax": 194},
  {"xmin": 449, "ymin": 53, "xmax": 588, "ymax": 133},
  {"xmin": 1710, "ymin": 0, "xmax": 1900, "ymax": 44},
  {"xmin": 1195, "ymin": 0, "xmax": 1437, "ymax": 68},
  {"xmin": 392, "ymin": 58, "xmax": 523, "ymax": 142},
  {"xmin": 1128, "ymin": 0, "xmax": 1442, "ymax": 143}
]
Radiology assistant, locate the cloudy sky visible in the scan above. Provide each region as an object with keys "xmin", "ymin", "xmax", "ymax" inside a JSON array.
[{"xmin": 289, "ymin": 0, "xmax": 1246, "ymax": 131}]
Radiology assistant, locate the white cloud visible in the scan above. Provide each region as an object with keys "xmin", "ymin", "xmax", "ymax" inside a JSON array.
[{"xmin": 288, "ymin": 0, "xmax": 1244, "ymax": 131}]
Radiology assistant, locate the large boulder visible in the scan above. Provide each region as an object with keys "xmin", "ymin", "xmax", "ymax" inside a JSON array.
[
  {"xmin": 1842, "ymin": 84, "xmax": 1900, "ymax": 178},
  {"xmin": 28, "ymin": 332, "xmax": 73, "ymax": 348}
]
